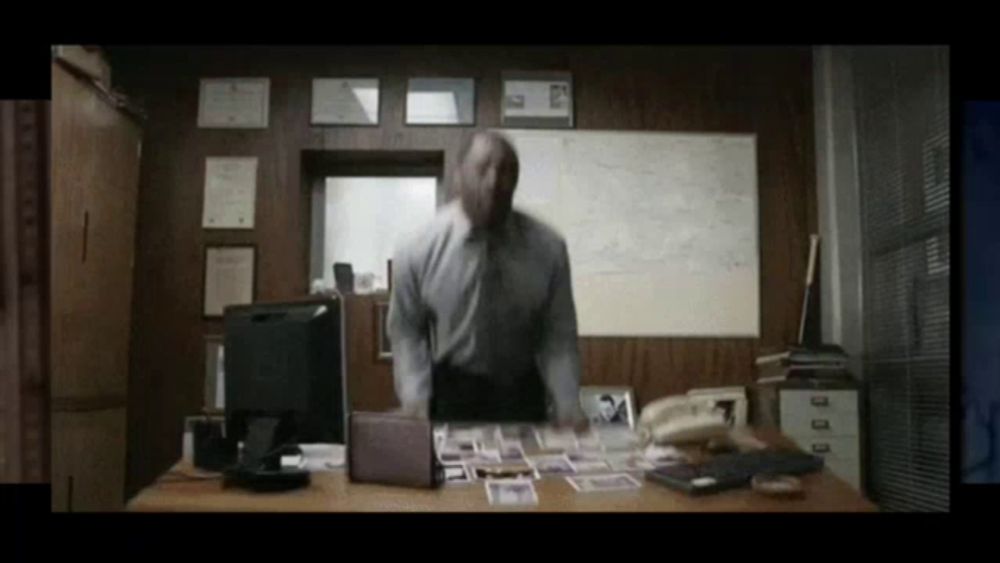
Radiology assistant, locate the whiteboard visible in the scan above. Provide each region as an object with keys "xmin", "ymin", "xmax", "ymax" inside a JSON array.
[{"xmin": 501, "ymin": 129, "xmax": 759, "ymax": 337}]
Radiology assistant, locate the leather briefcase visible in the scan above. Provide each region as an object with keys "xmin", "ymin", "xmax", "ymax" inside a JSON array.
[{"xmin": 348, "ymin": 411, "xmax": 441, "ymax": 488}]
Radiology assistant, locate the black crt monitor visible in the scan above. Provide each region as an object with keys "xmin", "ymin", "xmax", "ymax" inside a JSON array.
[{"xmin": 223, "ymin": 298, "xmax": 347, "ymax": 455}]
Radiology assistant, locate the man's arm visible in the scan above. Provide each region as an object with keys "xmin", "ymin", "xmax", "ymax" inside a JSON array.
[
  {"xmin": 387, "ymin": 247, "xmax": 432, "ymax": 418},
  {"xmin": 536, "ymin": 240, "xmax": 584, "ymax": 426}
]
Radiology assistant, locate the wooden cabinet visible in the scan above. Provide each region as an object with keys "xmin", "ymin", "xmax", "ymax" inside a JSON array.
[{"xmin": 50, "ymin": 61, "xmax": 142, "ymax": 511}]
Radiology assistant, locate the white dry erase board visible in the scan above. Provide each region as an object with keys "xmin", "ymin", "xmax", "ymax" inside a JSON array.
[{"xmin": 501, "ymin": 129, "xmax": 759, "ymax": 337}]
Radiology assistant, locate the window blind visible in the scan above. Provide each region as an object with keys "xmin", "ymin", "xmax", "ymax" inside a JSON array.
[{"xmin": 852, "ymin": 46, "xmax": 950, "ymax": 511}]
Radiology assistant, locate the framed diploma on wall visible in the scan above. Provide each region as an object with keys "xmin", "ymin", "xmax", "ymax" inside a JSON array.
[
  {"xmin": 197, "ymin": 78, "xmax": 270, "ymax": 129},
  {"xmin": 202, "ymin": 157, "xmax": 258, "ymax": 229},
  {"xmin": 311, "ymin": 78, "xmax": 380, "ymax": 126},
  {"xmin": 202, "ymin": 245, "xmax": 256, "ymax": 318},
  {"xmin": 405, "ymin": 77, "xmax": 476, "ymax": 126}
]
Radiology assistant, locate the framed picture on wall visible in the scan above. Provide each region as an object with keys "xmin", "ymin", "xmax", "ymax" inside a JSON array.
[
  {"xmin": 374, "ymin": 300, "xmax": 391, "ymax": 361},
  {"xmin": 311, "ymin": 78, "xmax": 380, "ymax": 126},
  {"xmin": 204, "ymin": 335, "xmax": 225, "ymax": 412},
  {"xmin": 405, "ymin": 77, "xmax": 476, "ymax": 126},
  {"xmin": 501, "ymin": 71, "xmax": 574, "ymax": 128},
  {"xmin": 202, "ymin": 245, "xmax": 256, "ymax": 318},
  {"xmin": 579, "ymin": 386, "xmax": 636, "ymax": 428},
  {"xmin": 197, "ymin": 78, "xmax": 270, "ymax": 129}
]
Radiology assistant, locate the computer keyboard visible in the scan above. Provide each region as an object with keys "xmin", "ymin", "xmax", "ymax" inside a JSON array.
[{"xmin": 645, "ymin": 449, "xmax": 824, "ymax": 495}]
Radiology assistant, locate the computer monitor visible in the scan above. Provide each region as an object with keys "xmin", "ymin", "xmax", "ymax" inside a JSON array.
[{"xmin": 223, "ymin": 298, "xmax": 347, "ymax": 457}]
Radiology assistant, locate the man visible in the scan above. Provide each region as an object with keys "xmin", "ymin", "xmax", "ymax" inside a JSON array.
[{"xmin": 388, "ymin": 131, "xmax": 584, "ymax": 427}]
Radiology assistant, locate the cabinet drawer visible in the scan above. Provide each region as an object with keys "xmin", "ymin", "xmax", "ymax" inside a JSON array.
[
  {"xmin": 780, "ymin": 389, "xmax": 858, "ymax": 417},
  {"xmin": 787, "ymin": 435, "xmax": 859, "ymax": 462},
  {"xmin": 781, "ymin": 408, "xmax": 859, "ymax": 438},
  {"xmin": 826, "ymin": 457, "xmax": 861, "ymax": 491}
]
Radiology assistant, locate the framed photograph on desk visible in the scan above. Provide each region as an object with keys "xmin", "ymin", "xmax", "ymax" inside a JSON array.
[
  {"xmin": 374, "ymin": 300, "xmax": 391, "ymax": 361},
  {"xmin": 580, "ymin": 386, "xmax": 636, "ymax": 428}
]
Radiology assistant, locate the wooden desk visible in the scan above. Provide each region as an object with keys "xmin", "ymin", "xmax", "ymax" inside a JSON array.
[{"xmin": 127, "ymin": 429, "xmax": 877, "ymax": 512}]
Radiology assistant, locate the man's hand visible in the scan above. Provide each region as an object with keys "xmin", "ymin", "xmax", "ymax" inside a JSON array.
[{"xmin": 553, "ymin": 408, "xmax": 589, "ymax": 433}]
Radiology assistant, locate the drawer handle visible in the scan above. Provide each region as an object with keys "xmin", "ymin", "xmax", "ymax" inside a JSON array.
[
  {"xmin": 811, "ymin": 443, "xmax": 831, "ymax": 454},
  {"xmin": 811, "ymin": 419, "xmax": 830, "ymax": 430},
  {"xmin": 810, "ymin": 396, "xmax": 829, "ymax": 407}
]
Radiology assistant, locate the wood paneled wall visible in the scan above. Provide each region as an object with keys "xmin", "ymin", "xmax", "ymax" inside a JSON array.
[
  {"xmin": 107, "ymin": 46, "xmax": 817, "ymax": 498},
  {"xmin": 0, "ymin": 100, "xmax": 49, "ymax": 484}
]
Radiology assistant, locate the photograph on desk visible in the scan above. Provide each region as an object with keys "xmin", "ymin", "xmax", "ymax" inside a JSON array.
[{"xmin": 36, "ymin": 43, "xmax": 949, "ymax": 515}]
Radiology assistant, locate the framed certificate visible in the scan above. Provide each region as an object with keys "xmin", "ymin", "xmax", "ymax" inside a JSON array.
[
  {"xmin": 405, "ymin": 77, "xmax": 476, "ymax": 126},
  {"xmin": 197, "ymin": 78, "xmax": 270, "ymax": 129},
  {"xmin": 311, "ymin": 78, "xmax": 380, "ymax": 125},
  {"xmin": 204, "ymin": 335, "xmax": 225, "ymax": 412},
  {"xmin": 501, "ymin": 71, "xmax": 574, "ymax": 128},
  {"xmin": 202, "ymin": 157, "xmax": 257, "ymax": 229},
  {"xmin": 202, "ymin": 245, "xmax": 256, "ymax": 318}
]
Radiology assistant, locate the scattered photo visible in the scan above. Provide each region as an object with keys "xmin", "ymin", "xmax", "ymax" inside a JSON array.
[
  {"xmin": 498, "ymin": 425, "xmax": 524, "ymax": 441},
  {"xmin": 470, "ymin": 463, "xmax": 539, "ymax": 481},
  {"xmin": 595, "ymin": 425, "xmax": 640, "ymax": 449},
  {"xmin": 499, "ymin": 442, "xmax": 526, "ymax": 462},
  {"xmin": 448, "ymin": 426, "xmax": 488, "ymax": 443},
  {"xmin": 518, "ymin": 426, "xmax": 543, "ymax": 450},
  {"xmin": 528, "ymin": 454, "xmax": 576, "ymax": 476},
  {"xmin": 608, "ymin": 455, "xmax": 655, "ymax": 472},
  {"xmin": 566, "ymin": 450, "xmax": 605, "ymax": 463},
  {"xmin": 537, "ymin": 427, "xmax": 579, "ymax": 451},
  {"xmin": 463, "ymin": 450, "xmax": 502, "ymax": 465},
  {"xmin": 486, "ymin": 479, "xmax": 538, "ymax": 506},
  {"xmin": 570, "ymin": 460, "xmax": 613, "ymax": 473},
  {"xmin": 443, "ymin": 464, "xmax": 472, "ymax": 484},
  {"xmin": 566, "ymin": 473, "xmax": 642, "ymax": 493}
]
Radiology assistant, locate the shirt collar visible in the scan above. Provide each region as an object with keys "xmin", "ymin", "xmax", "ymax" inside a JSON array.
[{"xmin": 452, "ymin": 201, "xmax": 518, "ymax": 243}]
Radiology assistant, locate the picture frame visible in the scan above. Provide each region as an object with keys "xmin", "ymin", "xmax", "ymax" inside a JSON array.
[
  {"xmin": 405, "ymin": 77, "xmax": 476, "ymax": 126},
  {"xmin": 203, "ymin": 335, "xmax": 225, "ymax": 412},
  {"xmin": 311, "ymin": 77, "xmax": 381, "ymax": 126},
  {"xmin": 202, "ymin": 245, "xmax": 256, "ymax": 319},
  {"xmin": 197, "ymin": 78, "xmax": 270, "ymax": 129},
  {"xmin": 201, "ymin": 156, "xmax": 258, "ymax": 230},
  {"xmin": 579, "ymin": 386, "xmax": 637, "ymax": 429},
  {"xmin": 500, "ymin": 70, "xmax": 574, "ymax": 129},
  {"xmin": 686, "ymin": 386, "xmax": 748, "ymax": 428},
  {"xmin": 374, "ymin": 300, "xmax": 391, "ymax": 361}
]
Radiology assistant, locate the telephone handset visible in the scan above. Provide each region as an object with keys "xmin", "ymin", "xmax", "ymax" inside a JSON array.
[{"xmin": 637, "ymin": 395, "xmax": 731, "ymax": 446}]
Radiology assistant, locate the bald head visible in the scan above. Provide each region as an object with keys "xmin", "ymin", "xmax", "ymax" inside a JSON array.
[{"xmin": 456, "ymin": 131, "xmax": 520, "ymax": 230}]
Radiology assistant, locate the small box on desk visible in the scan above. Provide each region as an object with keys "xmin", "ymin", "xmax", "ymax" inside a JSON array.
[{"xmin": 183, "ymin": 414, "xmax": 236, "ymax": 471}]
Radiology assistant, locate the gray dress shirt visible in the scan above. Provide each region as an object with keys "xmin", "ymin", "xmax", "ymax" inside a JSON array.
[{"xmin": 388, "ymin": 200, "xmax": 582, "ymax": 422}]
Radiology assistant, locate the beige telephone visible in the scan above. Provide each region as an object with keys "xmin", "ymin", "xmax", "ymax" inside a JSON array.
[{"xmin": 637, "ymin": 395, "xmax": 731, "ymax": 446}]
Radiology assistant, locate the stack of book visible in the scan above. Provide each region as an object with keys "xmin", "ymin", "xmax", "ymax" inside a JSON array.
[{"xmin": 755, "ymin": 344, "xmax": 850, "ymax": 383}]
